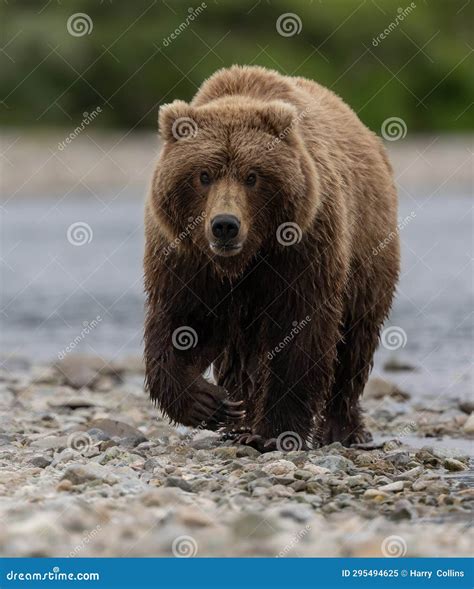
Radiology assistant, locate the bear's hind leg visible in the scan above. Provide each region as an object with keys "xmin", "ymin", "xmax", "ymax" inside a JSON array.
[{"xmin": 321, "ymin": 293, "xmax": 394, "ymax": 447}]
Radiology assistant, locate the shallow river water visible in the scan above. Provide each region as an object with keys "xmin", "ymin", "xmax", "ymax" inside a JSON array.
[{"xmin": 2, "ymin": 192, "xmax": 472, "ymax": 403}]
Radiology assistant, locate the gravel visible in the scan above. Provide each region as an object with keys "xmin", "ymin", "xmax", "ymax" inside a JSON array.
[{"xmin": 0, "ymin": 356, "xmax": 472, "ymax": 557}]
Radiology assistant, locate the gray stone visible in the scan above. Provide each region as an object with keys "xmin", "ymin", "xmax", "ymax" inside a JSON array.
[
  {"xmin": 164, "ymin": 476, "xmax": 193, "ymax": 492},
  {"xmin": 56, "ymin": 355, "xmax": 113, "ymax": 389},
  {"xmin": 62, "ymin": 463, "xmax": 118, "ymax": 485},
  {"xmin": 310, "ymin": 455, "xmax": 354, "ymax": 473},
  {"xmin": 88, "ymin": 428, "xmax": 111, "ymax": 441},
  {"xmin": 391, "ymin": 500, "xmax": 416, "ymax": 520},
  {"xmin": 261, "ymin": 459, "xmax": 296, "ymax": 476},
  {"xmin": 462, "ymin": 413, "xmax": 474, "ymax": 434},
  {"xmin": 88, "ymin": 419, "xmax": 148, "ymax": 444},
  {"xmin": 378, "ymin": 481, "xmax": 404, "ymax": 492},
  {"xmin": 28, "ymin": 455, "xmax": 52, "ymax": 468},
  {"xmin": 363, "ymin": 377, "xmax": 410, "ymax": 401},
  {"xmin": 444, "ymin": 458, "xmax": 467, "ymax": 472}
]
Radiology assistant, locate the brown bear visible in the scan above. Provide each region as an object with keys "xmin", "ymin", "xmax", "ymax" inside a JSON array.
[{"xmin": 144, "ymin": 65, "xmax": 399, "ymax": 451}]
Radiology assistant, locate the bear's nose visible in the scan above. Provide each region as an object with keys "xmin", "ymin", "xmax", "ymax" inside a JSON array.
[{"xmin": 211, "ymin": 214, "xmax": 240, "ymax": 241}]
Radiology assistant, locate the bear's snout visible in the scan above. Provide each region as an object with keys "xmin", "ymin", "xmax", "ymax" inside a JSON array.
[
  {"xmin": 211, "ymin": 214, "xmax": 240, "ymax": 240},
  {"xmin": 209, "ymin": 214, "xmax": 243, "ymax": 256}
]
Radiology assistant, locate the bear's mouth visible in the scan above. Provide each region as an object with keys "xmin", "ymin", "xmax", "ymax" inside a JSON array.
[{"xmin": 210, "ymin": 241, "xmax": 243, "ymax": 257}]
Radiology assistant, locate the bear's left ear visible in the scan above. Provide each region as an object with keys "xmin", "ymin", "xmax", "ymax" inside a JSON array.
[
  {"xmin": 258, "ymin": 101, "xmax": 299, "ymax": 139},
  {"xmin": 158, "ymin": 100, "xmax": 198, "ymax": 142}
]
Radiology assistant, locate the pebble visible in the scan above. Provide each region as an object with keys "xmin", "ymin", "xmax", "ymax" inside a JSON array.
[
  {"xmin": 56, "ymin": 355, "xmax": 109, "ymax": 389},
  {"xmin": 391, "ymin": 500, "xmax": 416, "ymax": 520},
  {"xmin": 462, "ymin": 413, "xmax": 474, "ymax": 434},
  {"xmin": 364, "ymin": 489, "xmax": 390, "ymax": 500},
  {"xmin": 28, "ymin": 455, "xmax": 52, "ymax": 468},
  {"xmin": 394, "ymin": 466, "xmax": 424, "ymax": 480},
  {"xmin": 345, "ymin": 475, "xmax": 367, "ymax": 488},
  {"xmin": 294, "ymin": 469, "xmax": 312, "ymax": 480},
  {"xmin": 363, "ymin": 377, "xmax": 410, "ymax": 401},
  {"xmin": 261, "ymin": 459, "xmax": 296, "ymax": 476},
  {"xmin": 1, "ymin": 358, "xmax": 472, "ymax": 558},
  {"xmin": 310, "ymin": 455, "xmax": 354, "ymax": 473},
  {"xmin": 88, "ymin": 419, "xmax": 147, "ymax": 442},
  {"xmin": 62, "ymin": 463, "xmax": 118, "ymax": 486},
  {"xmin": 164, "ymin": 476, "xmax": 193, "ymax": 493},
  {"xmin": 378, "ymin": 481, "xmax": 404, "ymax": 492},
  {"xmin": 415, "ymin": 448, "xmax": 440, "ymax": 466},
  {"xmin": 412, "ymin": 479, "xmax": 429, "ymax": 492},
  {"xmin": 443, "ymin": 458, "xmax": 467, "ymax": 472}
]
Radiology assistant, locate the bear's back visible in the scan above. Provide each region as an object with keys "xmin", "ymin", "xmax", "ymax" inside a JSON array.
[
  {"xmin": 191, "ymin": 66, "xmax": 381, "ymax": 156},
  {"xmin": 191, "ymin": 65, "xmax": 296, "ymax": 106}
]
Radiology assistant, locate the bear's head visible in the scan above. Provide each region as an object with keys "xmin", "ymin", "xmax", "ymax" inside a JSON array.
[{"xmin": 150, "ymin": 97, "xmax": 319, "ymax": 275}]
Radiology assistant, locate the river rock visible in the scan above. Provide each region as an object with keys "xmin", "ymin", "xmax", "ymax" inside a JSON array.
[
  {"xmin": 310, "ymin": 455, "xmax": 354, "ymax": 473},
  {"xmin": 363, "ymin": 377, "xmax": 410, "ymax": 401},
  {"xmin": 443, "ymin": 458, "xmax": 467, "ymax": 472},
  {"xmin": 88, "ymin": 419, "xmax": 148, "ymax": 445},
  {"xmin": 62, "ymin": 463, "xmax": 118, "ymax": 486},
  {"xmin": 56, "ymin": 355, "xmax": 120, "ymax": 389},
  {"xmin": 462, "ymin": 413, "xmax": 474, "ymax": 434},
  {"xmin": 28, "ymin": 455, "xmax": 52, "ymax": 468},
  {"xmin": 164, "ymin": 477, "xmax": 193, "ymax": 492},
  {"xmin": 378, "ymin": 481, "xmax": 404, "ymax": 492},
  {"xmin": 261, "ymin": 459, "xmax": 297, "ymax": 476}
]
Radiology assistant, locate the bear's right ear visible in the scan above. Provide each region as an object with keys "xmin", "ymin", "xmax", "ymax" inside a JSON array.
[
  {"xmin": 258, "ymin": 101, "xmax": 299, "ymax": 139},
  {"xmin": 158, "ymin": 100, "xmax": 198, "ymax": 142}
]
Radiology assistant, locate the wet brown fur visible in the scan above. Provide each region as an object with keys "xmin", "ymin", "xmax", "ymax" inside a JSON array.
[{"xmin": 144, "ymin": 65, "xmax": 399, "ymax": 447}]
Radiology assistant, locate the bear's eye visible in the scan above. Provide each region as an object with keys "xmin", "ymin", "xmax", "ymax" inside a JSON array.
[
  {"xmin": 245, "ymin": 172, "xmax": 257, "ymax": 186},
  {"xmin": 200, "ymin": 171, "xmax": 211, "ymax": 186}
]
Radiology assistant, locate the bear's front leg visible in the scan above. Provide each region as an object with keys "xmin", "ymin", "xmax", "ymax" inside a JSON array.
[
  {"xmin": 144, "ymin": 312, "xmax": 245, "ymax": 431},
  {"xmin": 146, "ymin": 351, "xmax": 245, "ymax": 431},
  {"xmin": 238, "ymin": 310, "xmax": 340, "ymax": 452}
]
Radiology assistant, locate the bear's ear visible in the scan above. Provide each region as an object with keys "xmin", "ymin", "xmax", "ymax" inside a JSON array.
[
  {"xmin": 258, "ymin": 101, "xmax": 299, "ymax": 139},
  {"xmin": 158, "ymin": 100, "xmax": 198, "ymax": 142}
]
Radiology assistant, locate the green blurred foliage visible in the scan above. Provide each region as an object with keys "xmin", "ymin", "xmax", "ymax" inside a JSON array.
[{"xmin": 1, "ymin": 0, "xmax": 473, "ymax": 133}]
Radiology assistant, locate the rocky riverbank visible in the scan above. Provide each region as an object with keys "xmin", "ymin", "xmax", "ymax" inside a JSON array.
[{"xmin": 0, "ymin": 355, "xmax": 472, "ymax": 557}]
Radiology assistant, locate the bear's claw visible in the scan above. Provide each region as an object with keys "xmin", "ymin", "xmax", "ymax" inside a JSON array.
[
  {"xmin": 234, "ymin": 433, "xmax": 278, "ymax": 453},
  {"xmin": 220, "ymin": 426, "xmax": 252, "ymax": 441},
  {"xmin": 187, "ymin": 390, "xmax": 246, "ymax": 430}
]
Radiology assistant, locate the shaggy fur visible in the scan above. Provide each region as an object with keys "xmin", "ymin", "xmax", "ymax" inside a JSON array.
[{"xmin": 144, "ymin": 65, "xmax": 399, "ymax": 449}]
